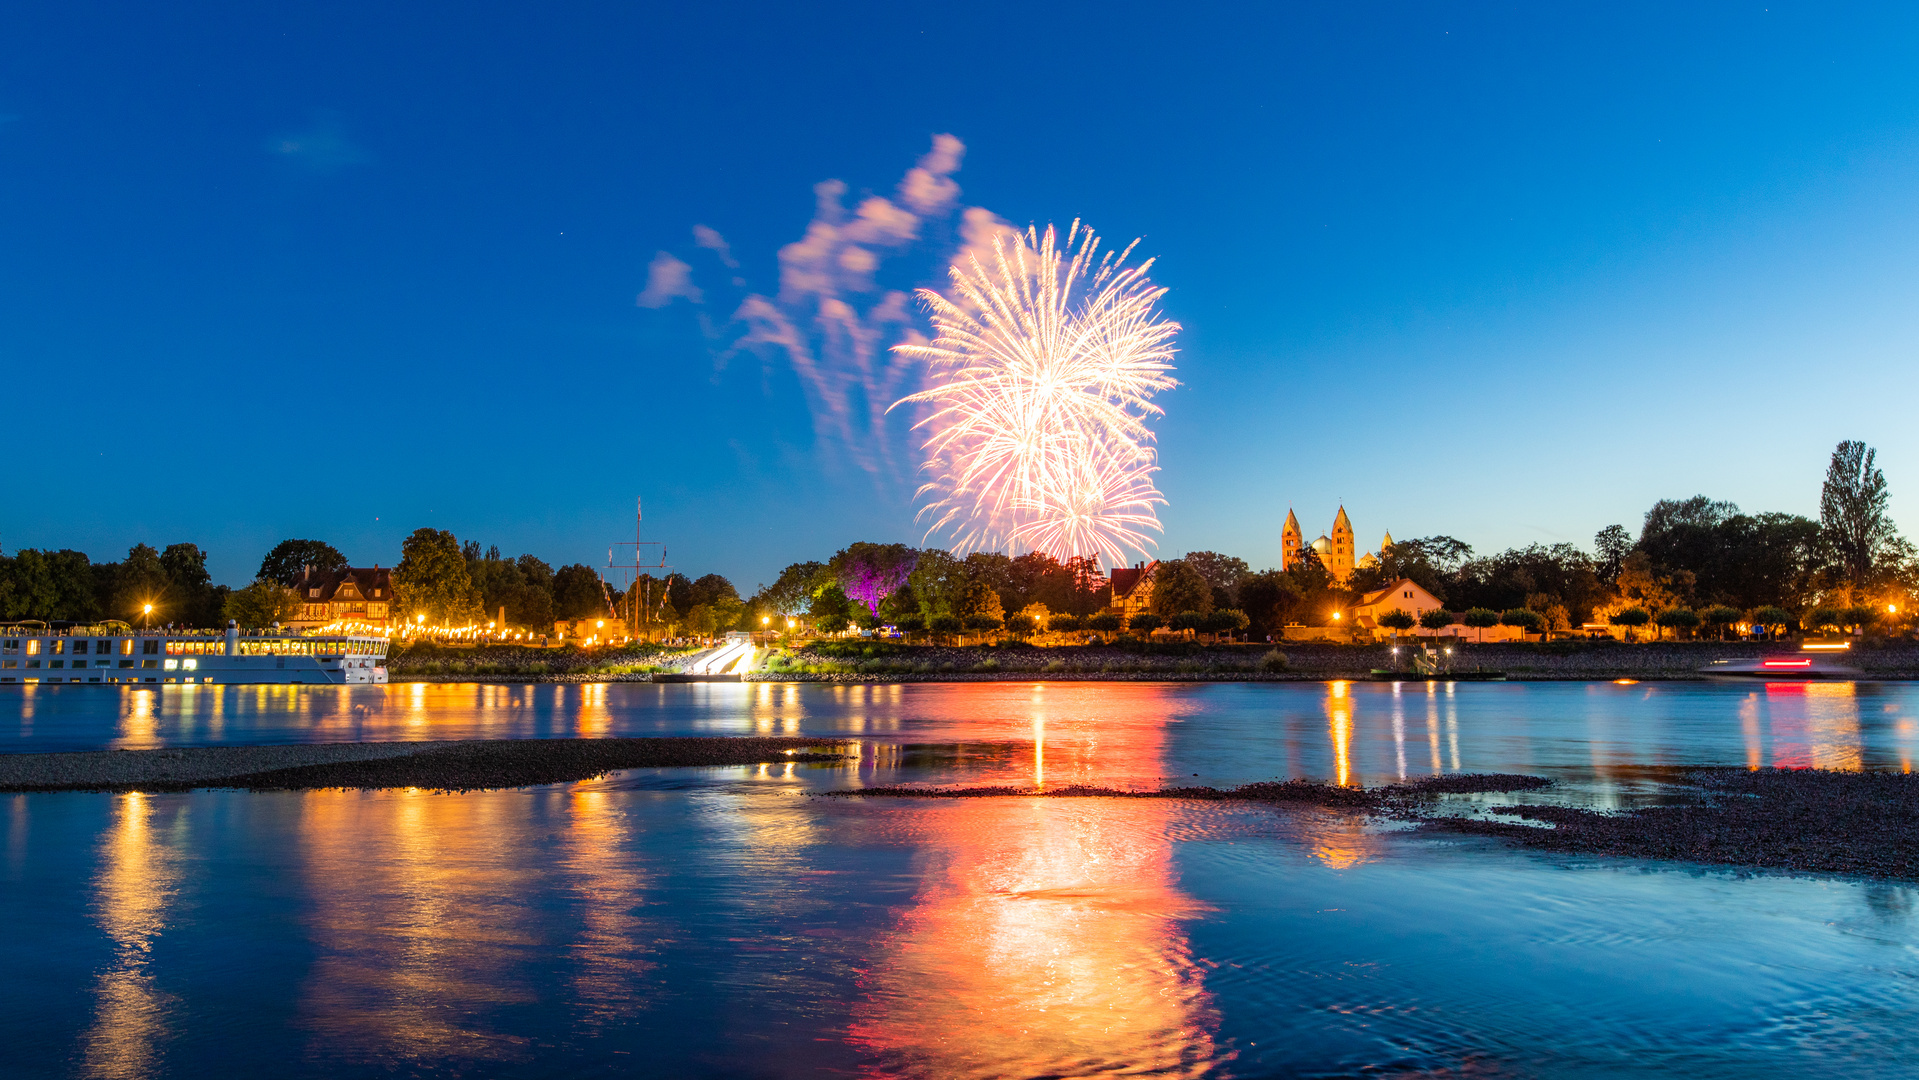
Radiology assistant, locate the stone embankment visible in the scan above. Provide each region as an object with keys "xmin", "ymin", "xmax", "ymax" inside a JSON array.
[
  {"xmin": 384, "ymin": 639, "xmax": 1919, "ymax": 683},
  {"xmin": 757, "ymin": 639, "xmax": 1919, "ymax": 681}
]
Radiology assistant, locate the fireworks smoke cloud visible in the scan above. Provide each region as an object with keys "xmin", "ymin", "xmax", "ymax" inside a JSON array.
[{"xmin": 893, "ymin": 221, "xmax": 1179, "ymax": 567}]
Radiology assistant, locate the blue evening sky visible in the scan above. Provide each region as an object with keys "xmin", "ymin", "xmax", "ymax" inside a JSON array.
[{"xmin": 4, "ymin": 2, "xmax": 1918, "ymax": 589}]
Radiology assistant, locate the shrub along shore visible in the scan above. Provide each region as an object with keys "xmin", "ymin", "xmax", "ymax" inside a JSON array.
[{"xmin": 385, "ymin": 638, "xmax": 1919, "ymax": 682}]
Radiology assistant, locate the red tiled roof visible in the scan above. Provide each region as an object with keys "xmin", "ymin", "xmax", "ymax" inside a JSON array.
[
  {"xmin": 1108, "ymin": 561, "xmax": 1159, "ymax": 600},
  {"xmin": 299, "ymin": 566, "xmax": 394, "ymax": 604}
]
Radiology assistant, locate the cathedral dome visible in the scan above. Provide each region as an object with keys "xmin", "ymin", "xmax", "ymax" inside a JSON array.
[{"xmin": 1311, "ymin": 535, "xmax": 1332, "ymax": 554}]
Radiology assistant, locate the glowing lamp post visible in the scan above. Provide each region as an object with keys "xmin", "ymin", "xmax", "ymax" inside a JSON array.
[{"xmin": 142, "ymin": 603, "xmax": 153, "ymax": 629}]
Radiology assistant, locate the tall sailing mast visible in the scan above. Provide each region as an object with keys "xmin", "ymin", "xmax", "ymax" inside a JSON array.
[{"xmin": 604, "ymin": 497, "xmax": 669, "ymax": 637}]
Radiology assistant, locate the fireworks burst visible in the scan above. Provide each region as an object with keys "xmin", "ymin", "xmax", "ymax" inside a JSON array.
[{"xmin": 891, "ymin": 221, "xmax": 1178, "ymax": 566}]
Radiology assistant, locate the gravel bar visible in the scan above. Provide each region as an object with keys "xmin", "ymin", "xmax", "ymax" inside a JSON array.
[
  {"xmin": 824, "ymin": 773, "xmax": 1552, "ymax": 809},
  {"xmin": 1426, "ymin": 767, "xmax": 1919, "ymax": 881},
  {"xmin": 0, "ymin": 737, "xmax": 850, "ymax": 794}
]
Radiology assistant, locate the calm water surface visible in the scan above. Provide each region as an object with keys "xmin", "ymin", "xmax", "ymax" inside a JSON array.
[{"xmin": 5, "ymin": 680, "xmax": 1919, "ymax": 1077}]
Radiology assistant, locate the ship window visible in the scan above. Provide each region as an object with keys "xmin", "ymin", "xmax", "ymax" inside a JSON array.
[
  {"xmin": 142, "ymin": 640, "xmax": 159, "ymax": 655},
  {"xmin": 73, "ymin": 640, "xmax": 89, "ymax": 655},
  {"xmin": 53, "ymin": 640, "xmax": 66, "ymax": 655},
  {"xmin": 25, "ymin": 640, "xmax": 40, "ymax": 656},
  {"xmin": 1, "ymin": 641, "xmax": 15, "ymax": 655},
  {"xmin": 120, "ymin": 639, "xmax": 134, "ymax": 655}
]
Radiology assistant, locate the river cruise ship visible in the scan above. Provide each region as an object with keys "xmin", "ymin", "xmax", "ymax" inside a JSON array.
[{"xmin": 0, "ymin": 621, "xmax": 388, "ymax": 686}]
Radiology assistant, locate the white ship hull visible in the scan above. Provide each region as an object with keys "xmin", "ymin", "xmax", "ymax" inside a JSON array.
[{"xmin": 2, "ymin": 627, "xmax": 389, "ymax": 686}]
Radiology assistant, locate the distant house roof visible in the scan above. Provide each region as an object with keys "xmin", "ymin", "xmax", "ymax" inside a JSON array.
[
  {"xmin": 1109, "ymin": 561, "xmax": 1159, "ymax": 601},
  {"xmin": 1355, "ymin": 578, "xmax": 1442, "ymax": 614},
  {"xmin": 299, "ymin": 566, "xmax": 394, "ymax": 603}
]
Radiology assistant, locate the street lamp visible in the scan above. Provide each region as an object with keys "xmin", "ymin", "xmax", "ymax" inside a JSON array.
[{"xmin": 142, "ymin": 603, "xmax": 153, "ymax": 630}]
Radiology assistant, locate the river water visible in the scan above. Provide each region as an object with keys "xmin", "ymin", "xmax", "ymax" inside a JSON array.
[{"xmin": 4, "ymin": 680, "xmax": 1919, "ymax": 1078}]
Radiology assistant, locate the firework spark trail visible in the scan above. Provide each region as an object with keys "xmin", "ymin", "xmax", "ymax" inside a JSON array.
[{"xmin": 891, "ymin": 221, "xmax": 1178, "ymax": 566}]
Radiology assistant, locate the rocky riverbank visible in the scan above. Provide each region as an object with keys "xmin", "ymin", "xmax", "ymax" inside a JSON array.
[{"xmin": 387, "ymin": 638, "xmax": 1919, "ymax": 683}]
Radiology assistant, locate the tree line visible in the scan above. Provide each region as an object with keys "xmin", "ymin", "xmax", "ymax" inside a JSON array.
[
  {"xmin": 1301, "ymin": 439, "xmax": 1911, "ymax": 638},
  {"xmin": 4, "ymin": 441, "xmax": 1904, "ymax": 640}
]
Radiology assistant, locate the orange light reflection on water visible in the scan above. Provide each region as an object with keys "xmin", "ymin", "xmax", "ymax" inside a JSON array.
[
  {"xmin": 846, "ymin": 685, "xmax": 1222, "ymax": 1078},
  {"xmin": 294, "ymin": 790, "xmax": 549, "ymax": 1067},
  {"xmin": 846, "ymin": 798, "xmax": 1219, "ymax": 1079},
  {"xmin": 79, "ymin": 792, "xmax": 181, "ymax": 1079},
  {"xmin": 1326, "ymin": 681, "xmax": 1353, "ymax": 787}
]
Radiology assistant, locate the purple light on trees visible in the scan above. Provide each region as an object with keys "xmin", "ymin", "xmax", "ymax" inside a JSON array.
[{"xmin": 833, "ymin": 543, "xmax": 919, "ymax": 614}]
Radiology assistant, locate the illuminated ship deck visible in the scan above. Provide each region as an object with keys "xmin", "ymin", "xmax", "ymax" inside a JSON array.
[{"xmin": 0, "ymin": 621, "xmax": 388, "ymax": 686}]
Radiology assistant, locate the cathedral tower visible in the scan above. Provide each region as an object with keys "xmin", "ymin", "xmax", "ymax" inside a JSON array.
[
  {"xmin": 1328, "ymin": 506, "xmax": 1355, "ymax": 583},
  {"xmin": 1282, "ymin": 508, "xmax": 1303, "ymax": 571}
]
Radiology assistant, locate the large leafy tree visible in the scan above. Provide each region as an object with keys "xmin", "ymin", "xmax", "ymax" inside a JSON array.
[
  {"xmin": 1149, "ymin": 559, "xmax": 1214, "ymax": 617},
  {"xmin": 1348, "ymin": 536, "xmax": 1470, "ymax": 601},
  {"xmin": 1182, "ymin": 551, "xmax": 1250, "ymax": 608},
  {"xmin": 258, "ymin": 539, "xmax": 348, "ymax": 587},
  {"xmin": 808, "ymin": 582, "xmax": 855, "ymax": 632},
  {"xmin": 393, "ymin": 528, "xmax": 483, "ymax": 625},
  {"xmin": 1237, "ymin": 569, "xmax": 1303, "ymax": 640},
  {"xmin": 957, "ymin": 578, "xmax": 1005, "ymax": 621},
  {"xmin": 829, "ymin": 543, "xmax": 918, "ymax": 614},
  {"xmin": 1821, "ymin": 439, "xmax": 1897, "ymax": 599},
  {"xmin": 464, "ymin": 548, "xmax": 559, "ymax": 631},
  {"xmin": 756, "ymin": 561, "xmax": 828, "ymax": 617},
  {"xmin": 905, "ymin": 550, "xmax": 968, "ymax": 619},
  {"xmin": 161, "ymin": 543, "xmax": 227, "ymax": 627},
  {"xmin": 962, "ymin": 552, "xmax": 1015, "ymax": 613},
  {"xmin": 0, "ymin": 549, "xmax": 100, "ymax": 621},
  {"xmin": 225, "ymin": 579, "xmax": 303, "ymax": 628},
  {"xmin": 551, "ymin": 563, "xmax": 609, "ymax": 621},
  {"xmin": 110, "ymin": 543, "xmax": 170, "ymax": 622},
  {"xmin": 1447, "ymin": 543, "xmax": 1605, "ymax": 624},
  {"xmin": 1593, "ymin": 525, "xmax": 1633, "ymax": 585}
]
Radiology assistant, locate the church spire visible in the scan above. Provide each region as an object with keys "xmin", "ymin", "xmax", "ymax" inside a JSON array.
[{"xmin": 1327, "ymin": 506, "xmax": 1355, "ymax": 584}]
